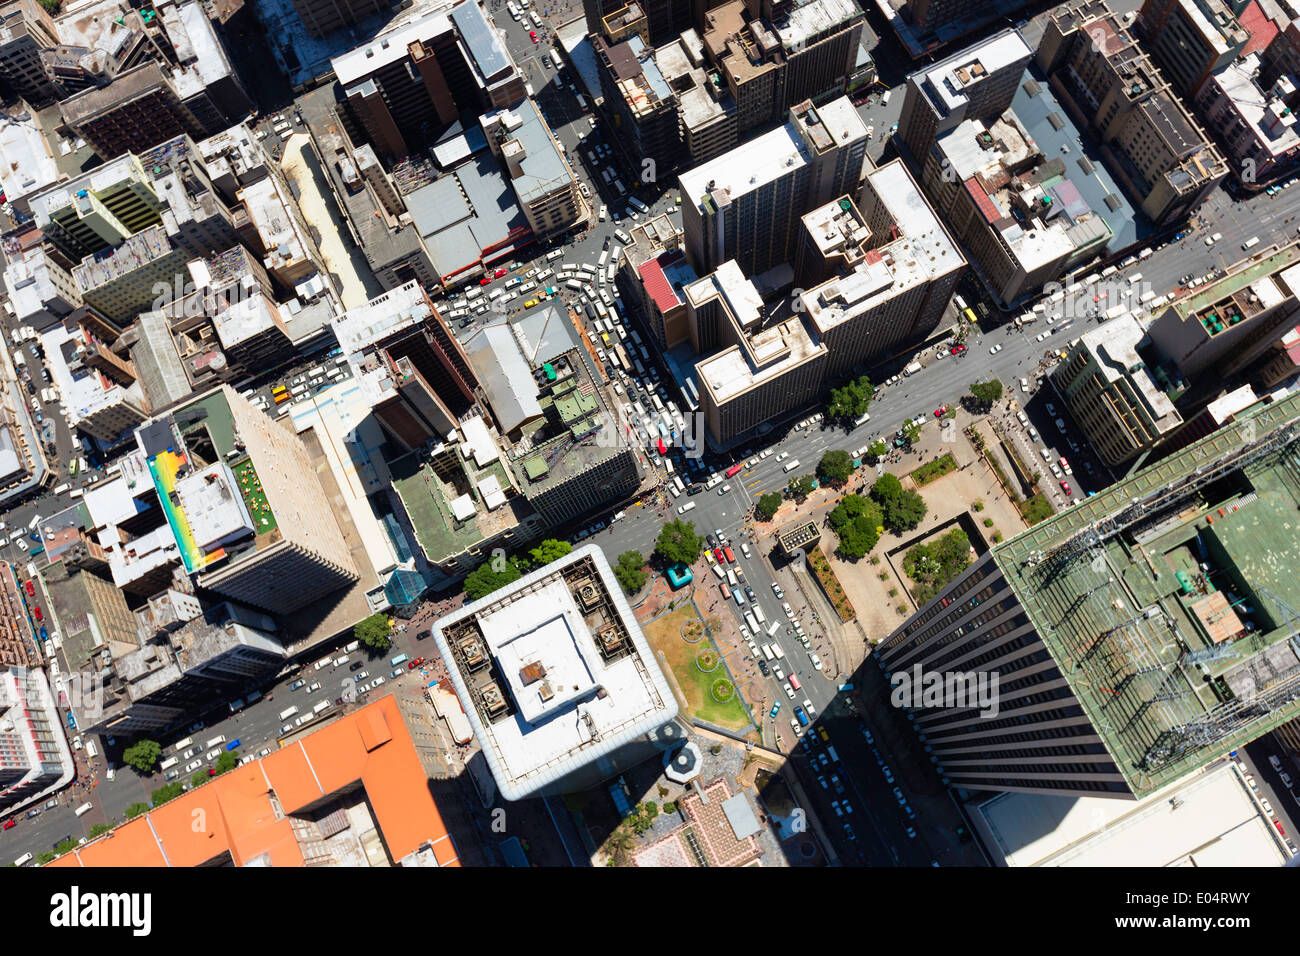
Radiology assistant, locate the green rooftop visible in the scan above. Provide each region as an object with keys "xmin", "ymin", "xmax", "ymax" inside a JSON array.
[
  {"xmin": 993, "ymin": 388, "xmax": 1300, "ymax": 797},
  {"xmin": 1176, "ymin": 243, "xmax": 1300, "ymax": 318},
  {"xmin": 390, "ymin": 450, "xmax": 519, "ymax": 565}
]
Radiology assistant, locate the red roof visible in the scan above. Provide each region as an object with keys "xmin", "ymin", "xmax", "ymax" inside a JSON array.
[
  {"xmin": 1241, "ymin": 2, "xmax": 1278, "ymax": 57},
  {"xmin": 639, "ymin": 252, "xmax": 683, "ymax": 315},
  {"xmin": 964, "ymin": 179, "xmax": 1001, "ymax": 225}
]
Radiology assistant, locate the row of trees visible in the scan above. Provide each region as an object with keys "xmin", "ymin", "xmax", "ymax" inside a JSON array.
[
  {"xmin": 825, "ymin": 374, "xmax": 874, "ymax": 423},
  {"xmin": 463, "ymin": 538, "xmax": 576, "ymax": 600}
]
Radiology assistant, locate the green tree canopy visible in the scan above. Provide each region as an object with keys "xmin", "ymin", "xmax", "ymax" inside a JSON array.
[
  {"xmin": 968, "ymin": 379, "xmax": 1003, "ymax": 408},
  {"xmin": 529, "ymin": 538, "xmax": 572, "ymax": 566},
  {"xmin": 214, "ymin": 751, "xmax": 238, "ymax": 775},
  {"xmin": 614, "ymin": 551, "xmax": 648, "ymax": 594},
  {"xmin": 151, "ymin": 782, "xmax": 186, "ymax": 807},
  {"xmin": 354, "ymin": 612, "xmax": 392, "ymax": 650},
  {"xmin": 867, "ymin": 439, "xmax": 889, "ymax": 461},
  {"xmin": 190, "ymin": 771, "xmax": 209, "ymax": 789},
  {"xmin": 36, "ymin": 851, "xmax": 57, "ymax": 865},
  {"xmin": 464, "ymin": 559, "xmax": 523, "ymax": 600},
  {"xmin": 829, "ymin": 495, "xmax": 883, "ymax": 559},
  {"xmin": 122, "ymin": 739, "xmax": 161, "ymax": 774},
  {"xmin": 904, "ymin": 529, "xmax": 973, "ymax": 603},
  {"xmin": 870, "ymin": 472, "xmax": 926, "ymax": 533},
  {"xmin": 54, "ymin": 839, "xmax": 78, "ymax": 855},
  {"xmin": 871, "ymin": 472, "xmax": 903, "ymax": 504},
  {"xmin": 902, "ymin": 421, "xmax": 922, "ymax": 444},
  {"xmin": 826, "ymin": 375, "xmax": 874, "ymax": 421},
  {"xmin": 88, "ymin": 822, "xmax": 112, "ymax": 838},
  {"xmin": 788, "ymin": 475, "xmax": 816, "ymax": 499},
  {"xmin": 818, "ymin": 449, "xmax": 854, "ymax": 487},
  {"xmin": 125, "ymin": 802, "xmax": 150, "ymax": 820},
  {"xmin": 755, "ymin": 492, "xmax": 783, "ymax": 521},
  {"xmin": 655, "ymin": 520, "xmax": 703, "ymax": 566}
]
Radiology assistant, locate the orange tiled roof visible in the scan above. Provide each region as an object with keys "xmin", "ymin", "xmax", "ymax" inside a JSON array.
[{"xmin": 47, "ymin": 696, "xmax": 457, "ymax": 867}]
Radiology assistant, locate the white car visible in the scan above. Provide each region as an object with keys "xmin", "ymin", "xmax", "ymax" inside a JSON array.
[
  {"xmin": 294, "ymin": 714, "xmax": 313, "ymax": 726},
  {"xmin": 184, "ymin": 760, "xmax": 202, "ymax": 773},
  {"xmin": 784, "ymin": 683, "xmax": 796, "ymax": 699},
  {"xmin": 1019, "ymin": 378, "xmax": 1029, "ymax": 393},
  {"xmin": 776, "ymin": 452, "xmax": 789, "ymax": 462},
  {"xmin": 989, "ymin": 344, "xmax": 1002, "ymax": 354},
  {"xmin": 810, "ymin": 654, "xmax": 823, "ymax": 671},
  {"xmin": 307, "ymin": 682, "xmax": 321, "ymax": 693},
  {"xmin": 206, "ymin": 747, "xmax": 223, "ymax": 760}
]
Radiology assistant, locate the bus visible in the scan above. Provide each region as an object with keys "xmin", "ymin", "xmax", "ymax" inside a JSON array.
[
  {"xmin": 760, "ymin": 644, "xmax": 775, "ymax": 661},
  {"xmin": 962, "ymin": 307, "xmax": 977, "ymax": 325},
  {"xmin": 390, "ymin": 653, "xmax": 410, "ymax": 667},
  {"xmin": 549, "ymin": 50, "xmax": 563, "ymax": 71},
  {"xmin": 613, "ymin": 344, "xmax": 630, "ymax": 370},
  {"xmin": 725, "ymin": 462, "xmax": 744, "ymax": 478}
]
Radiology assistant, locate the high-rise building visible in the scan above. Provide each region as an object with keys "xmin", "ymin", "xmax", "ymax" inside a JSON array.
[
  {"xmin": 1135, "ymin": 0, "xmax": 1249, "ymax": 97},
  {"xmin": 0, "ymin": 0, "xmax": 61, "ymax": 105},
  {"xmin": 876, "ymin": 388, "xmax": 1300, "ymax": 800},
  {"xmin": 0, "ymin": 666, "xmax": 68, "ymax": 812},
  {"xmin": 1194, "ymin": 54, "xmax": 1300, "ymax": 184},
  {"xmin": 1037, "ymin": 0, "xmax": 1227, "ymax": 226},
  {"xmin": 897, "ymin": 28, "xmax": 1033, "ymax": 163},
  {"xmin": 291, "ymin": 0, "xmax": 393, "ymax": 38},
  {"xmin": 333, "ymin": 1, "xmax": 525, "ymax": 160},
  {"xmin": 679, "ymin": 96, "xmax": 867, "ymax": 277},
  {"xmin": 58, "ymin": 62, "xmax": 208, "ymax": 160},
  {"xmin": 134, "ymin": 385, "xmax": 359, "ymax": 614},
  {"xmin": 1052, "ymin": 313, "xmax": 1184, "ymax": 468},
  {"xmin": 692, "ymin": 261, "xmax": 828, "ymax": 447},
  {"xmin": 798, "ymin": 160, "xmax": 966, "ymax": 379},
  {"xmin": 594, "ymin": 32, "xmax": 686, "ymax": 175},
  {"xmin": 700, "ymin": 0, "xmax": 864, "ymax": 134},
  {"xmin": 332, "ymin": 282, "xmax": 482, "ymax": 450},
  {"xmin": 432, "ymin": 545, "xmax": 680, "ymax": 801},
  {"xmin": 480, "ymin": 100, "xmax": 586, "ymax": 240}
]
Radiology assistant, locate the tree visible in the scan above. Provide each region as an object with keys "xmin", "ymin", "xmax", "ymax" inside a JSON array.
[
  {"xmin": 655, "ymin": 519, "xmax": 703, "ymax": 566},
  {"xmin": 825, "ymin": 375, "xmax": 873, "ymax": 422},
  {"xmin": 614, "ymin": 551, "xmax": 647, "ymax": 594},
  {"xmin": 125, "ymin": 802, "xmax": 150, "ymax": 820},
  {"xmin": 755, "ymin": 492, "xmax": 783, "ymax": 521},
  {"xmin": 464, "ymin": 559, "xmax": 523, "ymax": 600},
  {"xmin": 829, "ymin": 495, "xmax": 883, "ymax": 559},
  {"xmin": 870, "ymin": 472, "xmax": 926, "ymax": 533},
  {"xmin": 151, "ymin": 782, "xmax": 186, "ymax": 807},
  {"xmin": 818, "ymin": 449, "xmax": 854, "ymax": 487},
  {"xmin": 88, "ymin": 822, "xmax": 112, "ymax": 838},
  {"xmin": 968, "ymin": 379, "xmax": 1003, "ymax": 409},
  {"xmin": 354, "ymin": 612, "xmax": 392, "ymax": 650},
  {"xmin": 36, "ymin": 851, "xmax": 57, "ymax": 865},
  {"xmin": 871, "ymin": 472, "xmax": 903, "ymax": 505},
  {"xmin": 787, "ymin": 474, "xmax": 816, "ymax": 499},
  {"xmin": 902, "ymin": 420, "xmax": 922, "ymax": 445},
  {"xmin": 529, "ymin": 538, "xmax": 572, "ymax": 566},
  {"xmin": 122, "ymin": 739, "xmax": 162, "ymax": 774},
  {"xmin": 867, "ymin": 439, "xmax": 889, "ymax": 461},
  {"xmin": 214, "ymin": 751, "xmax": 238, "ymax": 775},
  {"xmin": 191, "ymin": 771, "xmax": 209, "ymax": 789},
  {"xmin": 54, "ymin": 839, "xmax": 78, "ymax": 855}
]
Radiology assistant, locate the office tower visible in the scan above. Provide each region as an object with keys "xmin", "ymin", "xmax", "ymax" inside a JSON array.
[
  {"xmin": 433, "ymin": 545, "xmax": 680, "ymax": 800},
  {"xmin": 59, "ymin": 62, "xmax": 207, "ymax": 159},
  {"xmin": 481, "ymin": 101, "xmax": 586, "ymax": 240},
  {"xmin": 898, "ymin": 28, "xmax": 1032, "ymax": 162},
  {"xmin": 594, "ymin": 32, "xmax": 686, "ymax": 175},
  {"xmin": 1052, "ymin": 313, "xmax": 1184, "ymax": 468},
  {"xmin": 691, "ymin": 261, "xmax": 828, "ymax": 447},
  {"xmin": 333, "ymin": 1, "xmax": 525, "ymax": 160},
  {"xmin": 679, "ymin": 96, "xmax": 867, "ymax": 276},
  {"xmin": 0, "ymin": 0, "xmax": 60, "ymax": 105},
  {"xmin": 332, "ymin": 282, "xmax": 481, "ymax": 450},
  {"xmin": 291, "ymin": 0, "xmax": 393, "ymax": 38},
  {"xmin": 134, "ymin": 385, "xmax": 359, "ymax": 613},
  {"xmin": 798, "ymin": 160, "xmax": 966, "ymax": 380},
  {"xmin": 876, "ymin": 389, "xmax": 1300, "ymax": 799},
  {"xmin": 1194, "ymin": 55, "xmax": 1300, "ymax": 184},
  {"xmin": 0, "ymin": 667, "xmax": 66, "ymax": 811},
  {"xmin": 1135, "ymin": 0, "xmax": 1249, "ymax": 97},
  {"xmin": 1037, "ymin": 0, "xmax": 1227, "ymax": 226}
]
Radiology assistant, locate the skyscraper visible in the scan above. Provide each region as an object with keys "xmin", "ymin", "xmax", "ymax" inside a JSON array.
[
  {"xmin": 679, "ymin": 96, "xmax": 867, "ymax": 276},
  {"xmin": 876, "ymin": 388, "xmax": 1300, "ymax": 800}
]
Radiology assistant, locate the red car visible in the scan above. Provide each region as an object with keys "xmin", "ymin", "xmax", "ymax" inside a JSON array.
[
  {"xmin": 714, "ymin": 548, "xmax": 725, "ymax": 564},
  {"xmin": 2, "ymin": 819, "xmax": 15, "ymax": 830},
  {"xmin": 1060, "ymin": 480, "xmax": 1071, "ymax": 495},
  {"xmin": 494, "ymin": 267, "xmax": 508, "ymax": 278},
  {"xmin": 408, "ymin": 657, "xmax": 425, "ymax": 670},
  {"xmin": 33, "ymin": 606, "xmax": 42, "ymax": 622},
  {"xmin": 479, "ymin": 276, "xmax": 492, "ymax": 286},
  {"xmin": 529, "ymin": 30, "xmax": 538, "ymax": 42},
  {"xmin": 1276, "ymin": 820, "xmax": 1287, "ymax": 835},
  {"xmin": 934, "ymin": 405, "xmax": 947, "ymax": 418},
  {"xmin": 950, "ymin": 344, "xmax": 966, "ymax": 353},
  {"xmin": 24, "ymin": 581, "xmax": 34, "ymax": 597}
]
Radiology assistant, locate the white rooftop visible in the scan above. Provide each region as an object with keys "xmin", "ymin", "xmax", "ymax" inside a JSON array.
[
  {"xmin": 1208, "ymin": 54, "xmax": 1300, "ymax": 160},
  {"xmin": 433, "ymin": 545, "xmax": 676, "ymax": 801},
  {"xmin": 238, "ymin": 176, "xmax": 308, "ymax": 271},
  {"xmin": 173, "ymin": 461, "xmax": 255, "ymax": 552},
  {"xmin": 331, "ymin": 3, "xmax": 457, "ymax": 87},
  {"xmin": 679, "ymin": 121, "xmax": 811, "ymax": 211},
  {"xmin": 916, "ymin": 29, "xmax": 1032, "ymax": 118},
  {"xmin": 972, "ymin": 761, "xmax": 1289, "ymax": 867},
  {"xmin": 331, "ymin": 282, "xmax": 433, "ymax": 408},
  {"xmin": 1079, "ymin": 313, "xmax": 1179, "ymax": 427},
  {"xmin": 0, "ymin": 116, "xmax": 59, "ymax": 205}
]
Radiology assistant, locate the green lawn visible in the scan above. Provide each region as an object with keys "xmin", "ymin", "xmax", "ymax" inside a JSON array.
[
  {"xmin": 643, "ymin": 607, "xmax": 751, "ymax": 729},
  {"xmin": 911, "ymin": 452, "xmax": 958, "ymax": 487}
]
